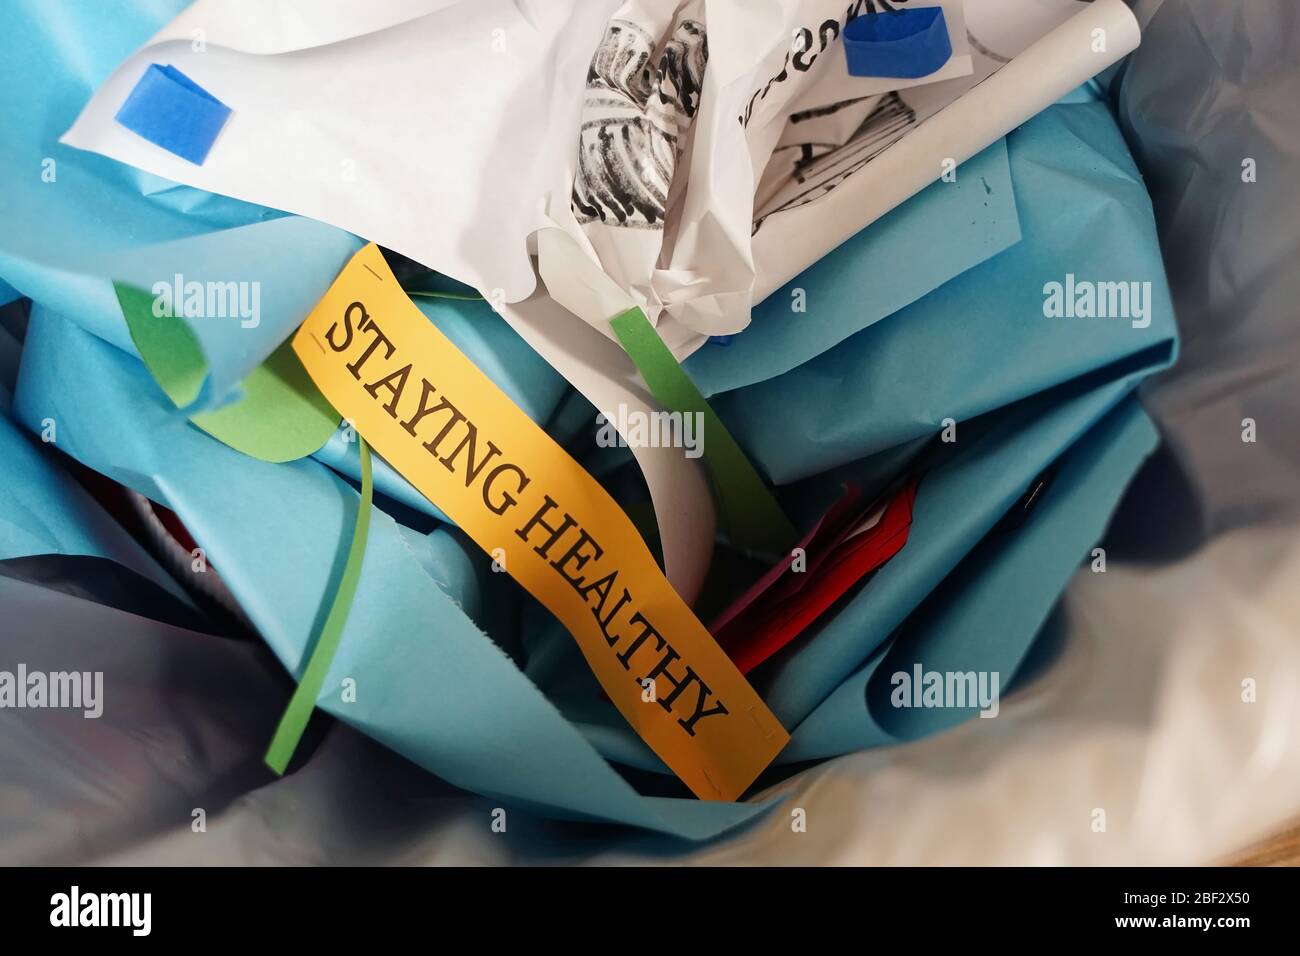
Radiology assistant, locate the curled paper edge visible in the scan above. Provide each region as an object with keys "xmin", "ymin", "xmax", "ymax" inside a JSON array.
[
  {"xmin": 496, "ymin": 289, "xmax": 716, "ymax": 605},
  {"xmin": 752, "ymin": 0, "xmax": 1143, "ymax": 302}
]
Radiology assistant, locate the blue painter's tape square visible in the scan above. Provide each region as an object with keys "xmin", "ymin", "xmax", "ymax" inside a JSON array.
[
  {"xmin": 114, "ymin": 64, "xmax": 232, "ymax": 165},
  {"xmin": 844, "ymin": 7, "xmax": 952, "ymax": 79}
]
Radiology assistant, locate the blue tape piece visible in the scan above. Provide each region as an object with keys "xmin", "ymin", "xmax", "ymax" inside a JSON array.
[
  {"xmin": 114, "ymin": 63, "xmax": 231, "ymax": 165},
  {"xmin": 844, "ymin": 7, "xmax": 952, "ymax": 79}
]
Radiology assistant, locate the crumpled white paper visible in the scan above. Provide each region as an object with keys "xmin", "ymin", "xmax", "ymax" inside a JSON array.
[
  {"xmin": 61, "ymin": 0, "xmax": 1133, "ymax": 342},
  {"xmin": 542, "ymin": 0, "xmax": 1129, "ymax": 351},
  {"xmin": 61, "ymin": 0, "xmax": 1138, "ymax": 602}
]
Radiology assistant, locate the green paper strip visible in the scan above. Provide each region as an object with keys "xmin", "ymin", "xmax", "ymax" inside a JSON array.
[
  {"xmin": 115, "ymin": 282, "xmax": 341, "ymax": 463},
  {"xmin": 609, "ymin": 307, "xmax": 798, "ymax": 555},
  {"xmin": 265, "ymin": 437, "xmax": 374, "ymax": 774}
]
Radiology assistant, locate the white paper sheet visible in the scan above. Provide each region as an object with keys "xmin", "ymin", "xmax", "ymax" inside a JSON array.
[
  {"xmin": 61, "ymin": 0, "xmax": 1139, "ymax": 604},
  {"xmin": 62, "ymin": 0, "xmax": 725, "ymax": 600},
  {"xmin": 62, "ymin": 0, "xmax": 1132, "ymax": 349},
  {"xmin": 64, "ymin": 0, "xmax": 622, "ymax": 305}
]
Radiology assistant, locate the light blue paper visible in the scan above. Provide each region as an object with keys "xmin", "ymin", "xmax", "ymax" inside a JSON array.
[
  {"xmin": 0, "ymin": 0, "xmax": 360, "ymax": 413},
  {"xmin": 3, "ymin": 0, "xmax": 1181, "ymax": 837},
  {"xmin": 732, "ymin": 95, "xmax": 1177, "ymax": 750},
  {"xmin": 0, "ymin": 343, "xmax": 194, "ymax": 605},
  {"xmin": 0, "ymin": 405, "xmax": 190, "ymax": 609},
  {"xmin": 13, "ymin": 306, "xmax": 773, "ymax": 840},
  {"xmin": 714, "ymin": 98, "xmax": 1177, "ymax": 483},
  {"xmin": 521, "ymin": 94, "xmax": 1177, "ymax": 774},
  {"xmin": 102, "ymin": 218, "xmax": 364, "ymax": 412},
  {"xmin": 686, "ymin": 138, "xmax": 1021, "ymax": 396},
  {"xmin": 787, "ymin": 393, "xmax": 1158, "ymax": 759}
]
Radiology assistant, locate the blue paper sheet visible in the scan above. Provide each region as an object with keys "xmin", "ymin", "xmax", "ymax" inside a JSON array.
[
  {"xmin": 787, "ymin": 392, "xmax": 1158, "ymax": 759},
  {"xmin": 715, "ymin": 98, "xmax": 1177, "ymax": 483},
  {"xmin": 13, "ymin": 306, "xmax": 773, "ymax": 840},
  {"xmin": 518, "ymin": 93, "xmax": 1177, "ymax": 774},
  {"xmin": 685, "ymin": 138, "xmax": 1021, "ymax": 396},
  {"xmin": 0, "ymin": 346, "xmax": 194, "ymax": 604},
  {"xmin": 2, "ymin": 0, "xmax": 1179, "ymax": 837}
]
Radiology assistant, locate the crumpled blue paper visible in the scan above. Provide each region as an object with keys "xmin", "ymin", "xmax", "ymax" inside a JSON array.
[
  {"xmin": 0, "ymin": 396, "xmax": 188, "ymax": 608},
  {"xmin": 510, "ymin": 93, "xmax": 1178, "ymax": 776},
  {"xmin": 0, "ymin": 321, "xmax": 192, "ymax": 605},
  {"xmin": 13, "ymin": 305, "xmax": 775, "ymax": 839},
  {"xmin": 3, "ymin": 0, "xmax": 1179, "ymax": 841},
  {"xmin": 686, "ymin": 137, "xmax": 1021, "ymax": 396},
  {"xmin": 715, "ymin": 98, "xmax": 1176, "ymax": 484}
]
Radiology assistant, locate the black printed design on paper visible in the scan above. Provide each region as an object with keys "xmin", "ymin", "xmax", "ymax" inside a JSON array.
[
  {"xmin": 572, "ymin": 18, "xmax": 708, "ymax": 229},
  {"xmin": 753, "ymin": 92, "xmax": 916, "ymax": 233}
]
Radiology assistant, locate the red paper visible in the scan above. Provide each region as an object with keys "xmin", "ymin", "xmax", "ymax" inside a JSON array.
[{"xmin": 710, "ymin": 477, "xmax": 919, "ymax": 674}]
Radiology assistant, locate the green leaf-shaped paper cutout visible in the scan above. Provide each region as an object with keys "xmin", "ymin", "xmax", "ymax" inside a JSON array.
[{"xmin": 115, "ymin": 282, "xmax": 340, "ymax": 463}]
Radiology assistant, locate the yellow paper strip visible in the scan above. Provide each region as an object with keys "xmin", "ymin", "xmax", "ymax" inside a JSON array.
[{"xmin": 292, "ymin": 244, "xmax": 788, "ymax": 801}]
